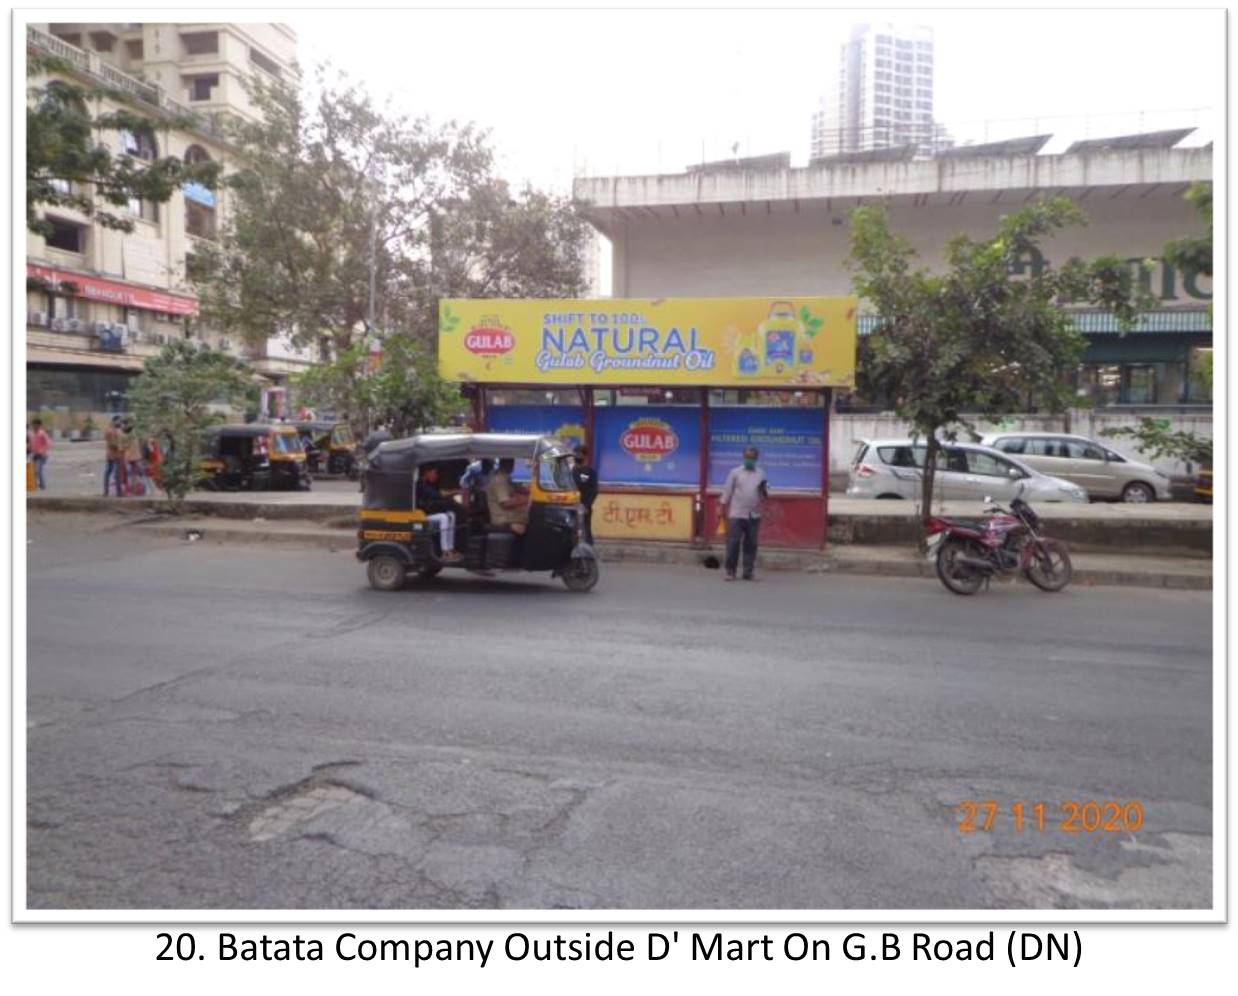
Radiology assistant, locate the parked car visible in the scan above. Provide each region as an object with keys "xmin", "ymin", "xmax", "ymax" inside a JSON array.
[
  {"xmin": 847, "ymin": 439, "xmax": 1089, "ymax": 503},
  {"xmin": 979, "ymin": 432, "xmax": 1171, "ymax": 503}
]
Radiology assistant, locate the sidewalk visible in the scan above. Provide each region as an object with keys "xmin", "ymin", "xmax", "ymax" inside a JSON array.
[{"xmin": 78, "ymin": 512, "xmax": 1210, "ymax": 591}]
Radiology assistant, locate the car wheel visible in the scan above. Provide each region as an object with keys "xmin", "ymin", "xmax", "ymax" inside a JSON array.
[
  {"xmin": 1121, "ymin": 482, "xmax": 1155, "ymax": 504},
  {"xmin": 366, "ymin": 556, "xmax": 406, "ymax": 591}
]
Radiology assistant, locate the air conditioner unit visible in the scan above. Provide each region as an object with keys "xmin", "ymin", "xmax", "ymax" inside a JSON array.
[
  {"xmin": 93, "ymin": 321, "xmax": 112, "ymax": 336},
  {"xmin": 28, "ymin": 311, "xmax": 48, "ymax": 327},
  {"xmin": 65, "ymin": 318, "xmax": 84, "ymax": 332},
  {"xmin": 50, "ymin": 317, "xmax": 67, "ymax": 332}
]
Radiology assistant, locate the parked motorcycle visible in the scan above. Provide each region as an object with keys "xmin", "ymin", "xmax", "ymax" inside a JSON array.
[{"xmin": 924, "ymin": 489, "xmax": 1072, "ymax": 596}]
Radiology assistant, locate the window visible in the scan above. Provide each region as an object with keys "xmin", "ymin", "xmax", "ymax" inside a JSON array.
[
  {"xmin": 1025, "ymin": 438, "xmax": 1070, "ymax": 458},
  {"xmin": 181, "ymin": 31, "xmax": 219, "ymax": 55},
  {"xmin": 185, "ymin": 199, "xmax": 216, "ymax": 239},
  {"xmin": 120, "ymin": 128, "xmax": 158, "ymax": 161},
  {"xmin": 187, "ymin": 74, "xmax": 219, "ymax": 101},
  {"xmin": 966, "ymin": 450, "xmax": 1013, "ymax": 477},
  {"xmin": 249, "ymin": 47, "xmax": 282, "ymax": 77},
  {"xmin": 49, "ymin": 294, "xmax": 79, "ymax": 319},
  {"xmin": 126, "ymin": 197, "xmax": 159, "ymax": 224},
  {"xmin": 52, "ymin": 31, "xmax": 82, "ymax": 47},
  {"xmin": 88, "ymin": 31, "xmax": 116, "ymax": 52},
  {"xmin": 122, "ymin": 307, "xmax": 145, "ymax": 332},
  {"xmin": 993, "ymin": 437, "xmax": 1026, "ymax": 455},
  {"xmin": 878, "ymin": 445, "xmax": 926, "ymax": 468},
  {"xmin": 1066, "ymin": 441, "xmax": 1106, "ymax": 462},
  {"xmin": 125, "ymin": 39, "xmax": 144, "ymax": 60},
  {"xmin": 44, "ymin": 217, "xmax": 86, "ymax": 253}
]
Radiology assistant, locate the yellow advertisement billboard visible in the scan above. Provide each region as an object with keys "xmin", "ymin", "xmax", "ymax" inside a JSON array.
[{"xmin": 438, "ymin": 297, "xmax": 857, "ymax": 387}]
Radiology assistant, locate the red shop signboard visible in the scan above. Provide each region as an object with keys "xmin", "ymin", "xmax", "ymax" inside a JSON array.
[{"xmin": 27, "ymin": 263, "xmax": 198, "ymax": 316}]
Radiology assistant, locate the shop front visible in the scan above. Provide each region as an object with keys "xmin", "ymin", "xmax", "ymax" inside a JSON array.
[{"xmin": 439, "ymin": 297, "xmax": 858, "ymax": 549}]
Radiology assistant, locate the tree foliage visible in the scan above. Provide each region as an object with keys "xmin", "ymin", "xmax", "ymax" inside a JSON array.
[
  {"xmin": 1101, "ymin": 418, "xmax": 1212, "ymax": 469},
  {"xmin": 26, "ymin": 55, "xmax": 221, "ymax": 235},
  {"xmin": 848, "ymin": 197, "xmax": 1156, "ymax": 514},
  {"xmin": 126, "ymin": 341, "xmax": 254, "ymax": 508},
  {"xmin": 292, "ymin": 333, "xmax": 464, "ymax": 437},
  {"xmin": 1162, "ymin": 182, "xmax": 1212, "ymax": 280},
  {"xmin": 193, "ymin": 66, "xmax": 588, "ymax": 354}
]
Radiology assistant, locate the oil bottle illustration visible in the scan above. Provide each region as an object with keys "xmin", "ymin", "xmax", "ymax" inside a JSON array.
[
  {"xmin": 759, "ymin": 302, "xmax": 802, "ymax": 375},
  {"xmin": 734, "ymin": 329, "xmax": 762, "ymax": 377}
]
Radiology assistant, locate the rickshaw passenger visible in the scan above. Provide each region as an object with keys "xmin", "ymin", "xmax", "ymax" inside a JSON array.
[
  {"xmin": 485, "ymin": 458, "xmax": 530, "ymax": 535},
  {"xmin": 415, "ymin": 466, "xmax": 462, "ymax": 560}
]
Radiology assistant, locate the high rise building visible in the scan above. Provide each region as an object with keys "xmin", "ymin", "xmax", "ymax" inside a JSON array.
[
  {"xmin": 811, "ymin": 23, "xmax": 935, "ymax": 160},
  {"xmin": 25, "ymin": 22, "xmax": 310, "ymax": 428}
]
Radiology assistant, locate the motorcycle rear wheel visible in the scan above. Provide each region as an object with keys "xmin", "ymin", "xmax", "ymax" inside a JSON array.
[
  {"xmin": 936, "ymin": 539, "xmax": 985, "ymax": 596},
  {"xmin": 1025, "ymin": 539, "xmax": 1072, "ymax": 592}
]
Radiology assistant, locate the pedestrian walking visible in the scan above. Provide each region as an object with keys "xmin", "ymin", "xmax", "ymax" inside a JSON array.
[
  {"xmin": 719, "ymin": 445, "xmax": 769, "ymax": 582},
  {"xmin": 29, "ymin": 419, "xmax": 51, "ymax": 490},
  {"xmin": 122, "ymin": 422, "xmax": 146, "ymax": 496},
  {"xmin": 572, "ymin": 444, "xmax": 599, "ymax": 544},
  {"xmin": 103, "ymin": 416, "xmax": 125, "ymax": 496}
]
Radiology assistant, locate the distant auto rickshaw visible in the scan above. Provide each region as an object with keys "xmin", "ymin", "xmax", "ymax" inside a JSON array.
[
  {"xmin": 358, "ymin": 432, "xmax": 598, "ymax": 592},
  {"xmin": 198, "ymin": 424, "xmax": 311, "ymax": 491},
  {"xmin": 294, "ymin": 420, "xmax": 359, "ymax": 478},
  {"xmin": 1194, "ymin": 467, "xmax": 1213, "ymax": 504}
]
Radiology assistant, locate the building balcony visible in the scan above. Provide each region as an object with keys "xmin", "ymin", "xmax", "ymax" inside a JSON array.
[{"xmin": 27, "ymin": 25, "xmax": 231, "ymax": 144}]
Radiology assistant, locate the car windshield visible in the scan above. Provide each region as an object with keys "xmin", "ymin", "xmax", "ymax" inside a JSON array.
[{"xmin": 538, "ymin": 453, "xmax": 576, "ymax": 491}]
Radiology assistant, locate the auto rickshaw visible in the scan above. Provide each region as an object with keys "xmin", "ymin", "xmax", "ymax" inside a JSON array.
[
  {"xmin": 294, "ymin": 420, "xmax": 359, "ymax": 478},
  {"xmin": 357, "ymin": 432, "xmax": 598, "ymax": 592},
  {"xmin": 198, "ymin": 423, "xmax": 312, "ymax": 491}
]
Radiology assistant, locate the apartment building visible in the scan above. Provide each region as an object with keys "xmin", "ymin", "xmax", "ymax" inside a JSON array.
[
  {"xmin": 811, "ymin": 22, "xmax": 936, "ymax": 160},
  {"xmin": 25, "ymin": 22, "xmax": 309, "ymax": 432}
]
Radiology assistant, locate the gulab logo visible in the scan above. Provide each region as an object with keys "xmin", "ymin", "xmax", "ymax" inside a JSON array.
[
  {"xmin": 464, "ymin": 324, "xmax": 515, "ymax": 356},
  {"xmin": 620, "ymin": 418, "xmax": 679, "ymax": 464}
]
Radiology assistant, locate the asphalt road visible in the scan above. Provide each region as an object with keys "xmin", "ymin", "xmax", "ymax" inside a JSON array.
[{"xmin": 25, "ymin": 515, "xmax": 1213, "ymax": 910}]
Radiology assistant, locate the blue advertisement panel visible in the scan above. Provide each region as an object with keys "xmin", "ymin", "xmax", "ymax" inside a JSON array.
[
  {"xmin": 485, "ymin": 405, "xmax": 585, "ymax": 482},
  {"xmin": 708, "ymin": 407, "xmax": 824, "ymax": 491},
  {"xmin": 596, "ymin": 406, "xmax": 700, "ymax": 487},
  {"xmin": 486, "ymin": 405, "xmax": 585, "ymax": 446}
]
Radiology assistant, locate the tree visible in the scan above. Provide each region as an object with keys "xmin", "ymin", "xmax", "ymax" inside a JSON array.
[
  {"xmin": 26, "ymin": 55, "xmax": 220, "ymax": 236},
  {"xmin": 848, "ymin": 197, "xmax": 1155, "ymax": 514},
  {"xmin": 1101, "ymin": 418, "xmax": 1212, "ymax": 470},
  {"xmin": 292, "ymin": 332, "xmax": 463, "ymax": 436},
  {"xmin": 1162, "ymin": 182, "xmax": 1212, "ymax": 280},
  {"xmin": 126, "ymin": 341, "xmax": 254, "ymax": 510},
  {"xmin": 192, "ymin": 67, "xmax": 588, "ymax": 354}
]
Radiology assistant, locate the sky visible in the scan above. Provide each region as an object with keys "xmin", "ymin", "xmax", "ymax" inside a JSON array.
[{"xmin": 293, "ymin": 6, "xmax": 1224, "ymax": 194}]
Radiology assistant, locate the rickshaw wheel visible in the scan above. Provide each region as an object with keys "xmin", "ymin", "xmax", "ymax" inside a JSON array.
[
  {"xmin": 366, "ymin": 556, "xmax": 407, "ymax": 591},
  {"xmin": 561, "ymin": 557, "xmax": 599, "ymax": 593}
]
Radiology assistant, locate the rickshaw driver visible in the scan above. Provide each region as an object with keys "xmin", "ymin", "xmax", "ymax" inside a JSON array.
[
  {"xmin": 486, "ymin": 458, "xmax": 531, "ymax": 535},
  {"xmin": 415, "ymin": 465, "xmax": 462, "ymax": 561}
]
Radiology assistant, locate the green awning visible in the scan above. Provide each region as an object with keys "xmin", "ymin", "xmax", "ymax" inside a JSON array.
[{"xmin": 858, "ymin": 310, "xmax": 1211, "ymax": 336}]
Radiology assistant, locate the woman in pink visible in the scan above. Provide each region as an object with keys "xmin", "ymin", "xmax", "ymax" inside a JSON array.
[{"xmin": 29, "ymin": 419, "xmax": 51, "ymax": 490}]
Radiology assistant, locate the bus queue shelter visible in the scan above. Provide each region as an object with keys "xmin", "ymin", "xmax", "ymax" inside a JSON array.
[{"xmin": 438, "ymin": 297, "xmax": 858, "ymax": 549}]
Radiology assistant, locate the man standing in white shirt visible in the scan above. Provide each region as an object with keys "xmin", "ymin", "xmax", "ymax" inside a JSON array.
[{"xmin": 719, "ymin": 445, "xmax": 769, "ymax": 581}]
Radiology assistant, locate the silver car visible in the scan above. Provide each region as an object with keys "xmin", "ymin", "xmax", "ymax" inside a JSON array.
[
  {"xmin": 979, "ymin": 432, "xmax": 1171, "ymax": 503},
  {"xmin": 846, "ymin": 439, "xmax": 1089, "ymax": 503}
]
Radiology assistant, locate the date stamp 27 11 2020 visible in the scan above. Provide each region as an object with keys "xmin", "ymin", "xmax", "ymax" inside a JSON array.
[{"xmin": 954, "ymin": 800, "xmax": 1145, "ymax": 834}]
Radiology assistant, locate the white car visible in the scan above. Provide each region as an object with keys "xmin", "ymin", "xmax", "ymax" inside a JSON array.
[
  {"xmin": 847, "ymin": 439, "xmax": 1089, "ymax": 503},
  {"xmin": 979, "ymin": 432, "xmax": 1172, "ymax": 503}
]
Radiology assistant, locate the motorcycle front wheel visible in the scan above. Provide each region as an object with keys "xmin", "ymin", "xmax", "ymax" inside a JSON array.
[
  {"xmin": 1025, "ymin": 539, "xmax": 1072, "ymax": 592},
  {"xmin": 936, "ymin": 539, "xmax": 986, "ymax": 596}
]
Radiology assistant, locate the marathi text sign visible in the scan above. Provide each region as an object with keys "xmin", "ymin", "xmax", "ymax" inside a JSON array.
[
  {"xmin": 708, "ymin": 407, "xmax": 824, "ymax": 491},
  {"xmin": 27, "ymin": 263, "xmax": 198, "ymax": 316},
  {"xmin": 439, "ymin": 297, "xmax": 857, "ymax": 387},
  {"xmin": 593, "ymin": 493, "xmax": 695, "ymax": 542}
]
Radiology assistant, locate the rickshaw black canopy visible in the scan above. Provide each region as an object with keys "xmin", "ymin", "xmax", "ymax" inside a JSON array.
[{"xmin": 363, "ymin": 432, "xmax": 573, "ymax": 510}]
